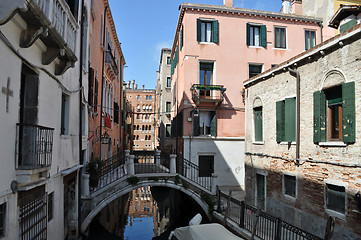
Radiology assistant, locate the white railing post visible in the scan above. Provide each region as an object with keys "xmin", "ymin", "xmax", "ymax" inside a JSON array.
[
  {"xmin": 211, "ymin": 173, "xmax": 217, "ymax": 194},
  {"xmin": 155, "ymin": 150, "xmax": 161, "ymax": 165},
  {"xmin": 169, "ymin": 154, "xmax": 177, "ymax": 174},
  {"xmin": 128, "ymin": 155, "xmax": 135, "ymax": 175},
  {"xmin": 82, "ymin": 174, "xmax": 90, "ymax": 197}
]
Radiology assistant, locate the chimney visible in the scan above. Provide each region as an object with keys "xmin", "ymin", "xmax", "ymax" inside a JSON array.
[
  {"xmin": 281, "ymin": 0, "xmax": 292, "ymax": 14},
  {"xmin": 292, "ymin": 0, "xmax": 302, "ymax": 15},
  {"xmin": 127, "ymin": 81, "xmax": 130, "ymax": 89},
  {"xmin": 132, "ymin": 80, "xmax": 135, "ymax": 89},
  {"xmin": 135, "ymin": 84, "xmax": 138, "ymax": 89},
  {"xmin": 142, "ymin": 85, "xmax": 145, "ymax": 90},
  {"xmin": 223, "ymin": 0, "xmax": 233, "ymax": 7}
]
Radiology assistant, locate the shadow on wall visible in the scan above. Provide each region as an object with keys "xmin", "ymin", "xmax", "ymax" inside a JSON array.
[{"xmin": 244, "ymin": 159, "xmax": 361, "ymax": 240}]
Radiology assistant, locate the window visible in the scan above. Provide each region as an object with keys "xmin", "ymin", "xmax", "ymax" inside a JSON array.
[
  {"xmin": 149, "ymin": 96, "xmax": 152, "ymax": 101},
  {"xmin": 199, "ymin": 155, "xmax": 214, "ymax": 177},
  {"xmin": 193, "ymin": 110, "xmax": 216, "ymax": 136},
  {"xmin": 137, "ymin": 95, "xmax": 140, "ymax": 101},
  {"xmin": 325, "ymin": 183, "xmax": 345, "ymax": 214},
  {"xmin": 246, "ymin": 23, "xmax": 267, "ymax": 47},
  {"xmin": 166, "ymin": 77, "xmax": 171, "ymax": 88},
  {"xmin": 249, "ymin": 64, "xmax": 263, "ymax": 78},
  {"xmin": 165, "ymin": 124, "xmax": 171, "ymax": 138},
  {"xmin": 48, "ymin": 192, "xmax": 54, "ymax": 221},
  {"xmin": 199, "ymin": 62, "xmax": 214, "ymax": 96},
  {"xmin": 146, "ymin": 95, "xmax": 149, "ymax": 101},
  {"xmin": 283, "ymin": 174, "xmax": 296, "ymax": 198},
  {"xmin": 254, "ymin": 107, "xmax": 263, "ymax": 141},
  {"xmin": 166, "ymin": 102, "xmax": 171, "ymax": 113},
  {"xmin": 81, "ymin": 103, "xmax": 86, "ymax": 135},
  {"xmin": 340, "ymin": 18, "xmax": 357, "ymax": 33},
  {"xmin": 313, "ymin": 82, "xmax": 355, "ymax": 143},
  {"xmin": 271, "ymin": 64, "xmax": 278, "ymax": 68},
  {"xmin": 180, "ymin": 26, "xmax": 184, "ymax": 50},
  {"xmin": 197, "ymin": 19, "xmax": 219, "ymax": 43},
  {"xmin": 305, "ymin": 30, "xmax": 316, "ymax": 50},
  {"xmin": 166, "ymin": 56, "xmax": 171, "ymax": 65},
  {"xmin": 61, "ymin": 93, "xmax": 70, "ymax": 135},
  {"xmin": 0, "ymin": 202, "xmax": 6, "ymax": 237},
  {"xmin": 274, "ymin": 27, "xmax": 286, "ymax": 48},
  {"xmin": 276, "ymin": 97, "xmax": 296, "ymax": 142},
  {"xmin": 82, "ymin": 12, "xmax": 88, "ymax": 68},
  {"xmin": 256, "ymin": 173, "xmax": 266, "ymax": 209}
]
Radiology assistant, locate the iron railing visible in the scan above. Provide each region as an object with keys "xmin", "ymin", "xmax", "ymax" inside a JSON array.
[
  {"xmin": 91, "ymin": 153, "xmax": 126, "ymax": 193},
  {"xmin": 16, "ymin": 123, "xmax": 54, "ymax": 170},
  {"xmin": 176, "ymin": 156, "xmax": 212, "ymax": 191},
  {"xmin": 19, "ymin": 194, "xmax": 47, "ymax": 240},
  {"xmin": 216, "ymin": 190, "xmax": 323, "ymax": 240},
  {"xmin": 191, "ymin": 84, "xmax": 226, "ymax": 104}
]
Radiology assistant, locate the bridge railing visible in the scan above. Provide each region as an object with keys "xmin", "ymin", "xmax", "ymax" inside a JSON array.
[
  {"xmin": 176, "ymin": 155, "xmax": 212, "ymax": 192},
  {"xmin": 134, "ymin": 151, "xmax": 170, "ymax": 174},
  {"xmin": 216, "ymin": 190, "xmax": 323, "ymax": 240},
  {"xmin": 90, "ymin": 152, "xmax": 126, "ymax": 193}
]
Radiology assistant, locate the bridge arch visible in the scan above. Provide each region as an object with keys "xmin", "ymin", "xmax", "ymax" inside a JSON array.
[{"xmin": 81, "ymin": 180, "xmax": 212, "ymax": 233}]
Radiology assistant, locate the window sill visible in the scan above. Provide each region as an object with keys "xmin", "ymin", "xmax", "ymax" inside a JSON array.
[
  {"xmin": 252, "ymin": 141, "xmax": 264, "ymax": 145},
  {"xmin": 273, "ymin": 47, "xmax": 288, "ymax": 50},
  {"xmin": 199, "ymin": 42, "xmax": 216, "ymax": 45},
  {"xmin": 319, "ymin": 142, "xmax": 347, "ymax": 147},
  {"xmin": 283, "ymin": 194, "xmax": 297, "ymax": 202},
  {"xmin": 248, "ymin": 46, "xmax": 265, "ymax": 49},
  {"xmin": 325, "ymin": 208, "xmax": 346, "ymax": 220},
  {"xmin": 279, "ymin": 141, "xmax": 296, "ymax": 145}
]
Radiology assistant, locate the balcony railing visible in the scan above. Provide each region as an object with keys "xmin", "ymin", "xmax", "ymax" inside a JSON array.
[
  {"xmin": 191, "ymin": 84, "xmax": 226, "ymax": 105},
  {"xmin": 16, "ymin": 123, "xmax": 54, "ymax": 170},
  {"xmin": 105, "ymin": 50, "xmax": 119, "ymax": 75},
  {"xmin": 33, "ymin": 0, "xmax": 78, "ymax": 52}
]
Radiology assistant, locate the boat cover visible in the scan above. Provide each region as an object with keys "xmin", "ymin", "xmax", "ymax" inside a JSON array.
[{"xmin": 173, "ymin": 223, "xmax": 243, "ymax": 240}]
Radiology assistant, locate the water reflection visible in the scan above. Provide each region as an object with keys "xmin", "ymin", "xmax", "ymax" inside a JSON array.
[{"xmin": 88, "ymin": 186, "xmax": 208, "ymax": 239}]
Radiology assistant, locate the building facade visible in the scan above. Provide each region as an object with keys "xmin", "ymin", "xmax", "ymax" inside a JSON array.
[
  {"xmin": 0, "ymin": 0, "xmax": 90, "ymax": 238},
  {"xmin": 156, "ymin": 48, "xmax": 173, "ymax": 153},
  {"xmin": 244, "ymin": 22, "xmax": 361, "ymax": 239},
  {"xmin": 87, "ymin": 0, "xmax": 126, "ymax": 163},
  {"xmin": 169, "ymin": 0, "xmax": 322, "ymax": 193},
  {"xmin": 126, "ymin": 82, "xmax": 157, "ymax": 151}
]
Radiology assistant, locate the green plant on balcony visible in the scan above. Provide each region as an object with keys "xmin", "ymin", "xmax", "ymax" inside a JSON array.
[
  {"xmin": 86, "ymin": 158, "xmax": 105, "ymax": 188},
  {"xmin": 195, "ymin": 85, "xmax": 222, "ymax": 91}
]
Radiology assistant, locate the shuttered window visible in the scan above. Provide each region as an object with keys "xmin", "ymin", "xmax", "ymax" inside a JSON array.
[
  {"xmin": 313, "ymin": 82, "xmax": 355, "ymax": 143},
  {"xmin": 180, "ymin": 27, "xmax": 184, "ymax": 50},
  {"xmin": 254, "ymin": 107, "xmax": 263, "ymax": 141},
  {"xmin": 340, "ymin": 18, "xmax": 357, "ymax": 33},
  {"xmin": 274, "ymin": 27, "xmax": 286, "ymax": 49},
  {"xmin": 326, "ymin": 183, "xmax": 345, "ymax": 214},
  {"xmin": 246, "ymin": 23, "xmax": 267, "ymax": 47},
  {"xmin": 197, "ymin": 19, "xmax": 219, "ymax": 43},
  {"xmin": 276, "ymin": 97, "xmax": 295, "ymax": 142}
]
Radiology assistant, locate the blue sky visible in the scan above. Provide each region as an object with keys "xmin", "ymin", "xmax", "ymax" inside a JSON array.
[{"xmin": 108, "ymin": 0, "xmax": 281, "ymax": 89}]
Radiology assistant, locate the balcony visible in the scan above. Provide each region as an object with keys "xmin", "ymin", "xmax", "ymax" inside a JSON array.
[
  {"xmin": 191, "ymin": 84, "xmax": 226, "ymax": 105},
  {"xmin": 0, "ymin": 0, "xmax": 79, "ymax": 75},
  {"xmin": 105, "ymin": 50, "xmax": 119, "ymax": 76},
  {"xmin": 16, "ymin": 123, "xmax": 54, "ymax": 170}
]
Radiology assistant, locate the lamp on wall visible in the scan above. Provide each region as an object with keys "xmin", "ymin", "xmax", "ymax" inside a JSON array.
[{"xmin": 101, "ymin": 131, "xmax": 110, "ymax": 144}]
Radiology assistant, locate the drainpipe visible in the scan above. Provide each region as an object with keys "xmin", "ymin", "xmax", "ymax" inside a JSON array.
[
  {"xmin": 78, "ymin": 0, "xmax": 85, "ymax": 236},
  {"xmin": 318, "ymin": 22, "xmax": 324, "ymax": 43},
  {"xmin": 100, "ymin": 5, "xmax": 108, "ymax": 160},
  {"xmin": 288, "ymin": 68, "xmax": 300, "ymax": 165}
]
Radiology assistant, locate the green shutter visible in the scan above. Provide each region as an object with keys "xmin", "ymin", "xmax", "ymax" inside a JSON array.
[
  {"xmin": 285, "ymin": 97, "xmax": 296, "ymax": 142},
  {"xmin": 197, "ymin": 19, "xmax": 201, "ymax": 42},
  {"xmin": 254, "ymin": 107, "xmax": 263, "ymax": 141},
  {"xmin": 313, "ymin": 91, "xmax": 321, "ymax": 143},
  {"xmin": 276, "ymin": 101, "xmax": 285, "ymax": 142},
  {"xmin": 342, "ymin": 82, "xmax": 355, "ymax": 143},
  {"xmin": 210, "ymin": 111, "xmax": 216, "ymax": 137},
  {"xmin": 246, "ymin": 23, "xmax": 250, "ymax": 46},
  {"xmin": 314, "ymin": 91, "xmax": 326, "ymax": 143},
  {"xmin": 212, "ymin": 20, "xmax": 219, "ymax": 43},
  {"xmin": 260, "ymin": 25, "xmax": 267, "ymax": 47},
  {"xmin": 171, "ymin": 59, "xmax": 174, "ymax": 75},
  {"xmin": 193, "ymin": 111, "xmax": 200, "ymax": 136},
  {"xmin": 340, "ymin": 18, "xmax": 357, "ymax": 33},
  {"xmin": 180, "ymin": 27, "xmax": 183, "ymax": 50}
]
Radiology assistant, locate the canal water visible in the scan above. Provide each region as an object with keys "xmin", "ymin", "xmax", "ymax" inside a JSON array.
[{"xmin": 88, "ymin": 186, "xmax": 209, "ymax": 239}]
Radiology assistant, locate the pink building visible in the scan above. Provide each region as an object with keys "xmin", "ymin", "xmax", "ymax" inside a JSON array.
[{"xmin": 170, "ymin": 0, "xmax": 322, "ymax": 193}]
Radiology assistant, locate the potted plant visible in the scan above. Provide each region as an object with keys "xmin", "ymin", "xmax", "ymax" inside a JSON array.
[{"xmin": 86, "ymin": 157, "xmax": 105, "ymax": 187}]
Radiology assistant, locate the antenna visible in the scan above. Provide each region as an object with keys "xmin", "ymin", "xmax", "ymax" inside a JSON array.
[{"xmin": 242, "ymin": 0, "xmax": 244, "ymax": 8}]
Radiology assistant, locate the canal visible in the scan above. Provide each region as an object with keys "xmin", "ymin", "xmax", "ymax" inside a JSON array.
[{"xmin": 87, "ymin": 186, "xmax": 209, "ymax": 239}]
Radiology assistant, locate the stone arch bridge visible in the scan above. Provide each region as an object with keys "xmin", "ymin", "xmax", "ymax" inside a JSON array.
[{"xmin": 80, "ymin": 150, "xmax": 217, "ymax": 234}]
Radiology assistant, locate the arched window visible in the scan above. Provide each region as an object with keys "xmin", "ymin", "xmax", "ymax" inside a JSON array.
[
  {"xmin": 145, "ymin": 135, "xmax": 148, "ymax": 140},
  {"xmin": 253, "ymin": 97, "xmax": 263, "ymax": 142}
]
